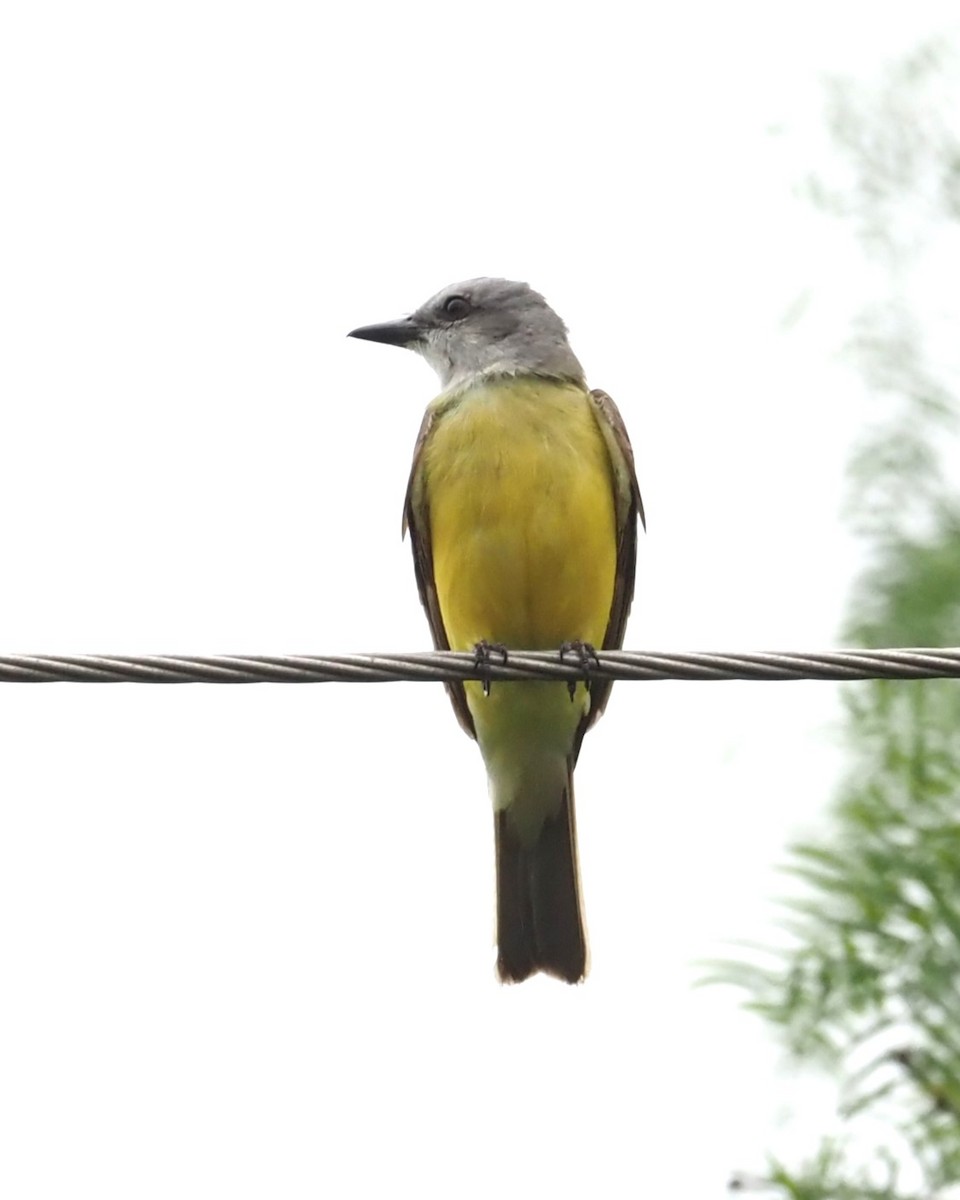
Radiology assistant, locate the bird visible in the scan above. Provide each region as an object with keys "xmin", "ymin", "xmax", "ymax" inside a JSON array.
[{"xmin": 348, "ymin": 278, "xmax": 642, "ymax": 982}]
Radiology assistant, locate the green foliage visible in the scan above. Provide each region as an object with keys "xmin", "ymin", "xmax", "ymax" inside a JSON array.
[
  {"xmin": 709, "ymin": 35, "xmax": 960, "ymax": 1200},
  {"xmin": 710, "ymin": 663, "xmax": 960, "ymax": 1188},
  {"xmin": 730, "ymin": 1142, "xmax": 909, "ymax": 1200},
  {"xmin": 810, "ymin": 41, "xmax": 960, "ymax": 258}
]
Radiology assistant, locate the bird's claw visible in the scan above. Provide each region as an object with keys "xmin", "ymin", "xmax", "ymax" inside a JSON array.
[
  {"xmin": 560, "ymin": 640, "xmax": 600, "ymax": 701},
  {"xmin": 473, "ymin": 640, "xmax": 509, "ymax": 697}
]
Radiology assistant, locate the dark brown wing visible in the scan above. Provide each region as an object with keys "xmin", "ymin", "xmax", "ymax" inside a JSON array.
[
  {"xmin": 402, "ymin": 407, "xmax": 476, "ymax": 739},
  {"xmin": 573, "ymin": 388, "xmax": 644, "ymax": 758}
]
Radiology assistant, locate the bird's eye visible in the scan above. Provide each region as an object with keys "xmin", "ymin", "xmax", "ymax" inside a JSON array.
[{"xmin": 443, "ymin": 295, "xmax": 471, "ymax": 319}]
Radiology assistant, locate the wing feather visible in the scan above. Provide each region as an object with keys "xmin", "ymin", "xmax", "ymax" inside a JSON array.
[
  {"xmin": 402, "ymin": 408, "xmax": 476, "ymax": 739},
  {"xmin": 573, "ymin": 388, "xmax": 643, "ymax": 756}
]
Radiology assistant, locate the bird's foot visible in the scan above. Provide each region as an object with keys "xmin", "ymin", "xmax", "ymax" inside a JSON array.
[
  {"xmin": 559, "ymin": 640, "xmax": 599, "ymax": 700},
  {"xmin": 473, "ymin": 640, "xmax": 509, "ymax": 697}
]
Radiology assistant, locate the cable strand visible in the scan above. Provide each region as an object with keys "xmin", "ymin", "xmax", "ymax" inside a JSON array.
[{"xmin": 0, "ymin": 648, "xmax": 958, "ymax": 683}]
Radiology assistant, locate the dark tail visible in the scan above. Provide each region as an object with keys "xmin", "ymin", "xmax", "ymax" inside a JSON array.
[{"xmin": 494, "ymin": 764, "xmax": 587, "ymax": 983}]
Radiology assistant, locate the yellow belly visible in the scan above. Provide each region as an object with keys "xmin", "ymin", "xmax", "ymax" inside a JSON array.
[{"xmin": 423, "ymin": 377, "xmax": 617, "ymax": 652}]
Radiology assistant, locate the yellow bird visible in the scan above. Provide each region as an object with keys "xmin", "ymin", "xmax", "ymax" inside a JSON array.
[{"xmin": 349, "ymin": 278, "xmax": 643, "ymax": 982}]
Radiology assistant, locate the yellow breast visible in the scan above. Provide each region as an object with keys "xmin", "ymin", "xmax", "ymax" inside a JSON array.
[{"xmin": 422, "ymin": 376, "xmax": 617, "ymax": 651}]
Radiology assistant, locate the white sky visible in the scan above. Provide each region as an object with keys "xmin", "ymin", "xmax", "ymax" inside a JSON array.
[{"xmin": 2, "ymin": 2, "xmax": 958, "ymax": 1196}]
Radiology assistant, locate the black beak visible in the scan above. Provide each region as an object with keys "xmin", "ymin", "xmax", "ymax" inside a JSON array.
[{"xmin": 347, "ymin": 316, "xmax": 423, "ymax": 348}]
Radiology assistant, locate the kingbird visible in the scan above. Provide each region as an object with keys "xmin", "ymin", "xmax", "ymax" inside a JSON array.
[{"xmin": 349, "ymin": 278, "xmax": 643, "ymax": 983}]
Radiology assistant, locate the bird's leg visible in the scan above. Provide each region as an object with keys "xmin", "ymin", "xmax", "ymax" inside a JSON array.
[
  {"xmin": 473, "ymin": 640, "xmax": 509, "ymax": 697},
  {"xmin": 559, "ymin": 640, "xmax": 600, "ymax": 700}
]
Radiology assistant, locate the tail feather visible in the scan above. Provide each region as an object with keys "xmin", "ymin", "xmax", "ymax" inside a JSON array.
[{"xmin": 494, "ymin": 766, "xmax": 586, "ymax": 983}]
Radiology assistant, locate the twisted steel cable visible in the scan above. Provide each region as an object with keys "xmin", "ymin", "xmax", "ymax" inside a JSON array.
[{"xmin": 0, "ymin": 648, "xmax": 957, "ymax": 683}]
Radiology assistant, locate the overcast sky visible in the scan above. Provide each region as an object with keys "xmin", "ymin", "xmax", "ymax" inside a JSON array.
[{"xmin": 2, "ymin": 3, "xmax": 959, "ymax": 1196}]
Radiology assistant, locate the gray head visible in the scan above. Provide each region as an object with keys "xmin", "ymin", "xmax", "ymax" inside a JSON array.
[{"xmin": 348, "ymin": 277, "xmax": 585, "ymax": 390}]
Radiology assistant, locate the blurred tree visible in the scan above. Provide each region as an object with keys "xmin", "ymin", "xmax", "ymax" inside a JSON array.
[{"xmin": 709, "ymin": 39, "xmax": 960, "ymax": 1200}]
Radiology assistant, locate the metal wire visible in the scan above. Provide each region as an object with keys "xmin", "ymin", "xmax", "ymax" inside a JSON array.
[{"xmin": 0, "ymin": 648, "xmax": 958, "ymax": 683}]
